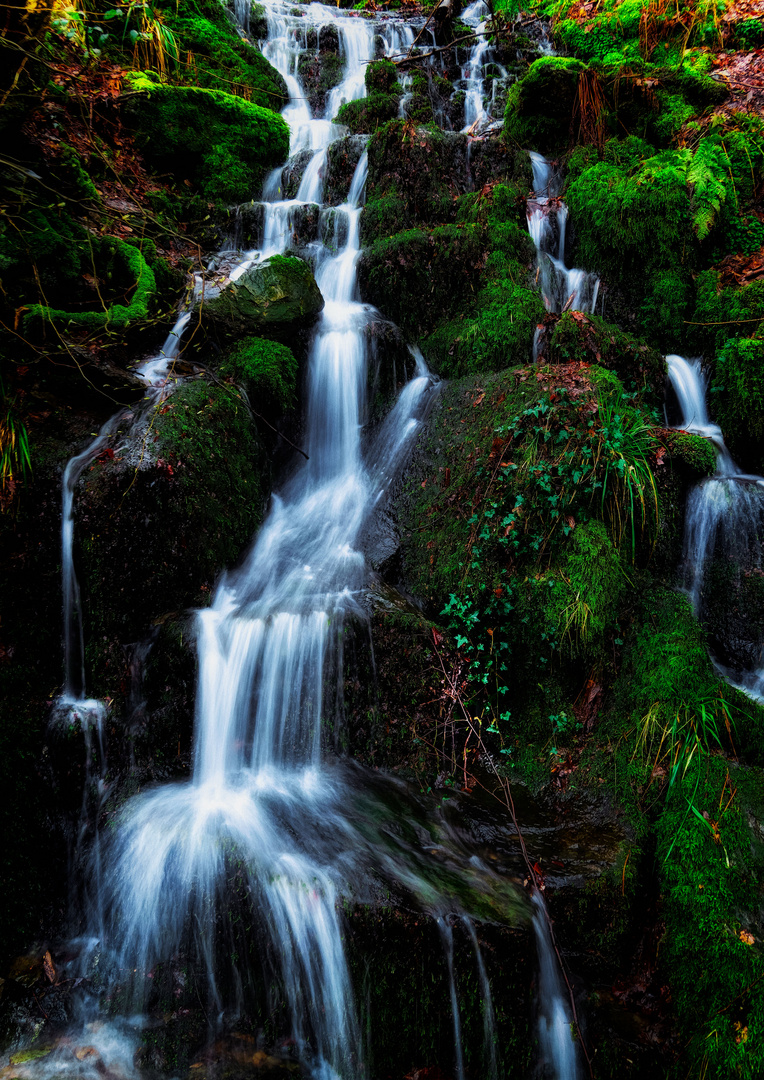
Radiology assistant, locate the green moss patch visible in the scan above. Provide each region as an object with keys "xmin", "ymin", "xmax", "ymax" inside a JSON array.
[
  {"xmin": 123, "ymin": 78, "xmax": 289, "ymax": 203},
  {"xmin": 164, "ymin": 0, "xmax": 287, "ymax": 109},
  {"xmin": 78, "ymin": 381, "xmax": 268, "ymax": 656},
  {"xmin": 219, "ymin": 336, "xmax": 298, "ymax": 415},
  {"xmin": 24, "ymin": 235, "xmax": 156, "ymax": 336}
]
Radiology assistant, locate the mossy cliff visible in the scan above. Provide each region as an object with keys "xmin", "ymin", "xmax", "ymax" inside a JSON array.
[{"xmin": 3, "ymin": 0, "xmax": 764, "ymax": 1072}]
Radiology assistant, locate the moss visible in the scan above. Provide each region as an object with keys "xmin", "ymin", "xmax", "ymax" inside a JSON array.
[
  {"xmin": 219, "ymin": 336, "xmax": 298, "ymax": 414},
  {"xmin": 365, "ymin": 57, "xmax": 398, "ymax": 94},
  {"xmin": 202, "ymin": 254, "xmax": 324, "ymax": 338},
  {"xmin": 365, "ymin": 121, "xmax": 526, "ymax": 228},
  {"xmin": 24, "ymin": 236, "xmax": 156, "ymax": 335},
  {"xmin": 658, "ymin": 757, "xmax": 764, "ymax": 1079},
  {"xmin": 662, "ymin": 430, "xmax": 717, "ymax": 478},
  {"xmin": 123, "ymin": 78, "xmax": 289, "ymax": 203},
  {"xmin": 544, "ymin": 520, "xmax": 626, "ymax": 659},
  {"xmin": 548, "ymin": 311, "xmax": 665, "ymax": 398},
  {"xmin": 163, "ymin": 0, "xmax": 287, "ymax": 109},
  {"xmin": 334, "ymin": 93, "xmax": 400, "ymax": 133},
  {"xmin": 358, "ymin": 223, "xmax": 489, "ymax": 339},
  {"xmin": 503, "ymin": 56, "xmax": 586, "ymax": 155},
  {"xmin": 78, "ymin": 381, "xmax": 268, "ymax": 656},
  {"xmin": 715, "ymin": 336, "xmax": 764, "ymax": 440},
  {"xmin": 360, "ymin": 190, "xmax": 411, "ymax": 244},
  {"xmin": 421, "ymin": 278, "xmax": 543, "ymax": 378}
]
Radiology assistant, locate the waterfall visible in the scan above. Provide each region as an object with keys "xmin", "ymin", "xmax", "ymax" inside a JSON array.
[
  {"xmin": 45, "ymin": 6, "xmax": 589, "ymax": 1077},
  {"xmin": 87, "ymin": 7, "xmax": 448, "ymax": 1078},
  {"xmin": 438, "ymin": 917, "xmax": 466, "ymax": 1080},
  {"xmin": 666, "ymin": 354, "xmax": 764, "ymax": 699},
  {"xmin": 532, "ymin": 893, "xmax": 580, "ymax": 1080},
  {"xmin": 666, "ymin": 354, "xmax": 764, "ymax": 610},
  {"xmin": 526, "ymin": 153, "xmax": 600, "ymax": 356},
  {"xmin": 462, "ymin": 915, "xmax": 499, "ymax": 1080},
  {"xmin": 459, "ymin": 0, "xmax": 497, "ymax": 132}
]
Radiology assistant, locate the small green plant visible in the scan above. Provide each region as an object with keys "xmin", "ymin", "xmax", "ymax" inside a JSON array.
[{"xmin": 0, "ymin": 381, "xmax": 31, "ymax": 510}]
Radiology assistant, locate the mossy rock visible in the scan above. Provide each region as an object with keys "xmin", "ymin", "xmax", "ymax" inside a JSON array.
[
  {"xmin": 365, "ymin": 57, "xmax": 398, "ymax": 95},
  {"xmin": 547, "ymin": 311, "xmax": 666, "ymax": 398},
  {"xmin": 297, "ymin": 34, "xmax": 344, "ymax": 115},
  {"xmin": 703, "ymin": 560, "xmax": 764, "ymax": 674},
  {"xmin": 219, "ymin": 336, "xmax": 298, "ymax": 416},
  {"xmin": 357, "ymin": 224, "xmax": 489, "ymax": 339},
  {"xmin": 503, "ymin": 56, "xmax": 586, "ymax": 156},
  {"xmin": 23, "ymin": 236, "xmax": 156, "ymax": 337},
  {"xmin": 201, "ymin": 255, "xmax": 324, "ymax": 338},
  {"xmin": 661, "ymin": 429, "xmax": 717, "ymax": 478},
  {"xmin": 334, "ymin": 92, "xmax": 400, "ymax": 133},
  {"xmin": 324, "ymin": 134, "xmax": 370, "ymax": 207},
  {"xmin": 76, "ymin": 381, "xmax": 268, "ymax": 661},
  {"xmin": 164, "ymin": 0, "xmax": 287, "ymax": 109},
  {"xmin": 122, "ymin": 78, "xmax": 289, "ymax": 203}
]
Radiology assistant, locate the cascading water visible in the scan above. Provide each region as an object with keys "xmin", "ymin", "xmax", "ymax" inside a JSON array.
[
  {"xmin": 666, "ymin": 354, "xmax": 764, "ymax": 699},
  {"xmin": 532, "ymin": 893, "xmax": 579, "ymax": 1080},
  {"xmin": 526, "ymin": 152, "xmax": 600, "ymax": 359},
  {"xmin": 458, "ymin": 0, "xmax": 506, "ymax": 132}
]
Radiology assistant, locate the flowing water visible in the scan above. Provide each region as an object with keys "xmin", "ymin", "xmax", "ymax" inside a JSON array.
[
  {"xmin": 666, "ymin": 354, "xmax": 764, "ymax": 699},
  {"xmin": 526, "ymin": 153, "xmax": 600, "ymax": 360},
  {"xmin": 532, "ymin": 893, "xmax": 579, "ymax": 1080},
  {"xmin": 42, "ymin": 7, "xmax": 588, "ymax": 1078}
]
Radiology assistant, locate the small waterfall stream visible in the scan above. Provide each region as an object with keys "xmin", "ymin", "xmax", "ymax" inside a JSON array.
[
  {"xmin": 667, "ymin": 354, "xmax": 764, "ymax": 701},
  {"xmin": 46, "ymin": 6, "xmax": 589, "ymax": 1079},
  {"xmin": 526, "ymin": 152, "xmax": 600, "ymax": 334}
]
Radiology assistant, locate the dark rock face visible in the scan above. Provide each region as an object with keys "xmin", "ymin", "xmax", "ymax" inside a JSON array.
[
  {"xmin": 280, "ymin": 148, "xmax": 314, "ymax": 198},
  {"xmin": 324, "ymin": 134, "xmax": 370, "ymax": 207},
  {"xmin": 297, "ymin": 24, "xmax": 343, "ymax": 115}
]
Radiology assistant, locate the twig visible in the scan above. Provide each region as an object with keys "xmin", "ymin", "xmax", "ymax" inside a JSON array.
[{"xmin": 391, "ymin": 26, "xmax": 511, "ymax": 65}]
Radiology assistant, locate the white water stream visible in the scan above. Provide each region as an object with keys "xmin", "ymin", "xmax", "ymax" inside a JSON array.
[
  {"xmin": 667, "ymin": 354, "xmax": 764, "ymax": 701},
  {"xmin": 526, "ymin": 153, "xmax": 600, "ymax": 360}
]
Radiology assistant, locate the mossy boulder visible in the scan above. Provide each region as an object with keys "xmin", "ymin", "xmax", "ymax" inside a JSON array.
[
  {"xmin": 163, "ymin": 0, "xmax": 287, "ymax": 108},
  {"xmin": 358, "ymin": 224, "xmax": 488, "ymax": 339},
  {"xmin": 201, "ymin": 255, "xmax": 324, "ymax": 338},
  {"xmin": 547, "ymin": 311, "xmax": 666, "ymax": 398},
  {"xmin": 123, "ymin": 77, "xmax": 289, "ymax": 203},
  {"xmin": 219, "ymin": 336, "xmax": 299, "ymax": 416},
  {"xmin": 503, "ymin": 57, "xmax": 586, "ymax": 156},
  {"xmin": 335, "ymin": 93, "xmax": 400, "ymax": 134},
  {"xmin": 23, "ymin": 236, "xmax": 156, "ymax": 337},
  {"xmin": 298, "ymin": 25, "xmax": 343, "ymax": 114},
  {"xmin": 76, "ymin": 381, "xmax": 268, "ymax": 664}
]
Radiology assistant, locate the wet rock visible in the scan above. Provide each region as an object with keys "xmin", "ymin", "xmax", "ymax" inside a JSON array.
[
  {"xmin": 324, "ymin": 134, "xmax": 370, "ymax": 207},
  {"xmin": 298, "ymin": 25, "xmax": 343, "ymax": 115},
  {"xmin": 230, "ymin": 202, "xmax": 266, "ymax": 248},
  {"xmin": 74, "ymin": 382, "xmax": 268, "ymax": 694},
  {"xmin": 365, "ymin": 316, "xmax": 417, "ymax": 422},
  {"xmin": 287, "ymin": 203, "xmax": 320, "ymax": 255},
  {"xmin": 201, "ymin": 255, "xmax": 324, "ymax": 339},
  {"xmin": 279, "ymin": 149, "xmax": 314, "ymax": 199}
]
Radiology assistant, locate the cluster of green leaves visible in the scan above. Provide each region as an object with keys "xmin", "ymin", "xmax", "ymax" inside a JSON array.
[
  {"xmin": 0, "ymin": 379, "xmax": 31, "ymax": 508},
  {"xmin": 434, "ymin": 375, "xmax": 658, "ymax": 735}
]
